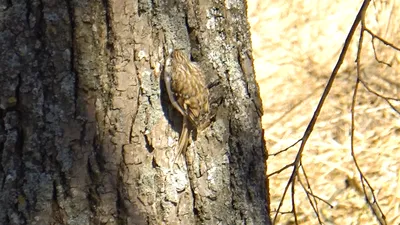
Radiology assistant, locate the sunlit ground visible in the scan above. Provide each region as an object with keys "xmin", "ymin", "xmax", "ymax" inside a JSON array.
[{"xmin": 247, "ymin": 0, "xmax": 400, "ymax": 224}]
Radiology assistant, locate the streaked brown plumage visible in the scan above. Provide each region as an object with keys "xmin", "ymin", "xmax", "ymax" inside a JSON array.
[{"xmin": 165, "ymin": 49, "xmax": 210, "ymax": 165}]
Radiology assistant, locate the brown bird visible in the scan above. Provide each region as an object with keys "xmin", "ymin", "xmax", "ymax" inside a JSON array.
[{"xmin": 164, "ymin": 49, "xmax": 210, "ymax": 165}]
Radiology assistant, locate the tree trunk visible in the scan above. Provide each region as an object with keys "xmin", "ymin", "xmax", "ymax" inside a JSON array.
[{"xmin": 0, "ymin": 0, "xmax": 270, "ymax": 224}]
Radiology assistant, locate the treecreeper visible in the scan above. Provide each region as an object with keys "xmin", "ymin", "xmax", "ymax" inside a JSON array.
[{"xmin": 164, "ymin": 49, "xmax": 210, "ymax": 166}]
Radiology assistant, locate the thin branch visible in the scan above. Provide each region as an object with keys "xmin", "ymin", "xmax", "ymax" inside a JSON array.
[
  {"xmin": 370, "ymin": 37, "xmax": 392, "ymax": 67},
  {"xmin": 291, "ymin": 176, "xmax": 298, "ymax": 225},
  {"xmin": 359, "ymin": 73, "xmax": 400, "ymax": 101},
  {"xmin": 272, "ymin": 1, "xmax": 372, "ymax": 223},
  {"xmin": 265, "ymin": 84, "xmax": 325, "ymax": 129},
  {"xmin": 269, "ymin": 138, "xmax": 302, "ymax": 157},
  {"xmin": 364, "ymin": 27, "xmax": 400, "ymax": 52},
  {"xmin": 350, "ymin": 16, "xmax": 387, "ymax": 225},
  {"xmin": 268, "ymin": 162, "xmax": 294, "ymax": 177},
  {"xmin": 298, "ymin": 166, "xmax": 324, "ymax": 224},
  {"xmin": 359, "ymin": 74, "xmax": 400, "ymax": 115}
]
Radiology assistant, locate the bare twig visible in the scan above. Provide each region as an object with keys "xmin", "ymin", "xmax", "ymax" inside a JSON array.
[
  {"xmin": 349, "ymin": 16, "xmax": 387, "ymax": 224},
  {"xmin": 364, "ymin": 27, "xmax": 400, "ymax": 52},
  {"xmin": 359, "ymin": 74, "xmax": 400, "ymax": 115},
  {"xmin": 269, "ymin": 138, "xmax": 302, "ymax": 157},
  {"xmin": 370, "ymin": 37, "xmax": 392, "ymax": 67},
  {"xmin": 265, "ymin": 84, "xmax": 325, "ymax": 129},
  {"xmin": 298, "ymin": 166, "xmax": 324, "ymax": 224},
  {"xmin": 359, "ymin": 73, "xmax": 400, "ymax": 101},
  {"xmin": 272, "ymin": 1, "xmax": 372, "ymax": 223}
]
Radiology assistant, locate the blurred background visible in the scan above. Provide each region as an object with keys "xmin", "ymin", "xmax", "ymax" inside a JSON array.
[{"xmin": 247, "ymin": 0, "xmax": 400, "ymax": 224}]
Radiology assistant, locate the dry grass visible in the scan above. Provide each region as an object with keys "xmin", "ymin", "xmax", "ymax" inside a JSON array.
[{"xmin": 247, "ymin": 0, "xmax": 400, "ymax": 224}]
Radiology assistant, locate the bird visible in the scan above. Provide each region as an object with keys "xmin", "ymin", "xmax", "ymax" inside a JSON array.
[{"xmin": 164, "ymin": 49, "xmax": 210, "ymax": 165}]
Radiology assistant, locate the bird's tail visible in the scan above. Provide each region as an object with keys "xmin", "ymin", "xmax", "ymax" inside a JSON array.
[{"xmin": 173, "ymin": 116, "xmax": 190, "ymax": 166}]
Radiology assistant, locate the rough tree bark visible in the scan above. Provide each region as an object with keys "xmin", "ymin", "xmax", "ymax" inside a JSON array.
[{"xmin": 0, "ymin": 0, "xmax": 270, "ymax": 224}]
